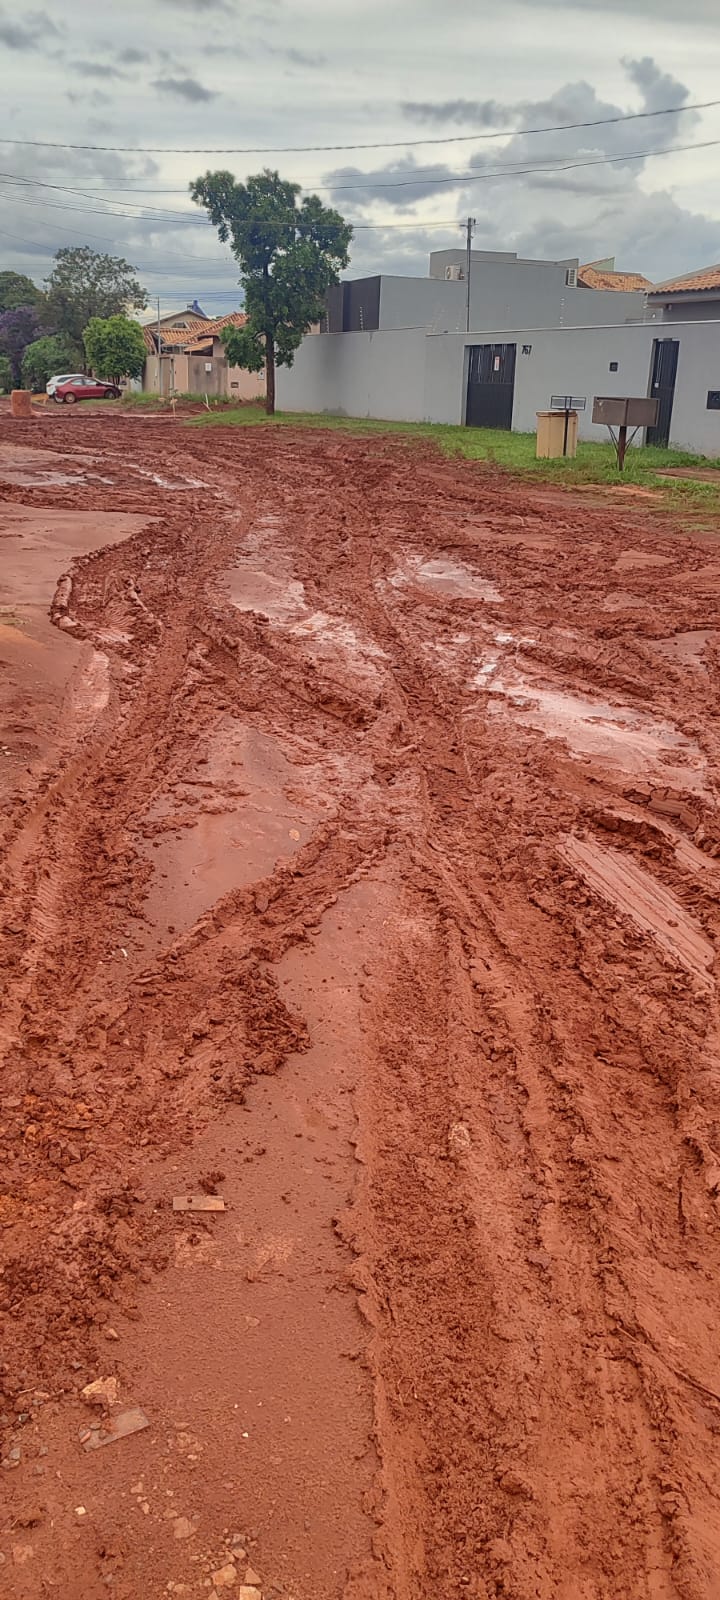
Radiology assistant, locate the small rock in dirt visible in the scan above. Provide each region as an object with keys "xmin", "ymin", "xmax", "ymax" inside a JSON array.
[
  {"xmin": 498, "ymin": 1469, "xmax": 534, "ymax": 1498},
  {"xmin": 82, "ymin": 1377, "xmax": 119, "ymax": 1409},
  {"xmin": 211, "ymin": 1564, "xmax": 237, "ymax": 1589},
  {"xmin": 104, "ymin": 1327, "xmax": 120, "ymax": 1342},
  {"xmin": 245, "ymin": 1568, "xmax": 262, "ymax": 1586},
  {"xmin": 172, "ymin": 1195, "xmax": 225, "ymax": 1213},
  {"xmin": 14, "ymin": 1506, "xmax": 43, "ymax": 1528},
  {"xmin": 2, "ymin": 1446, "xmax": 21, "ymax": 1470},
  {"xmin": 173, "ymin": 1517, "xmax": 196, "ymax": 1541},
  {"xmin": 448, "ymin": 1120, "xmax": 471, "ymax": 1154},
  {"xmin": 237, "ymin": 1590, "xmax": 261, "ymax": 1600},
  {"xmin": 12, "ymin": 1544, "xmax": 34, "ymax": 1566}
]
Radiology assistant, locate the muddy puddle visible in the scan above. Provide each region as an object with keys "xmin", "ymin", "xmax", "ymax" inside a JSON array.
[
  {"xmin": 653, "ymin": 629, "xmax": 719, "ymax": 666},
  {"xmin": 138, "ymin": 724, "xmax": 328, "ymax": 950},
  {"xmin": 483, "ymin": 673, "xmax": 706, "ymax": 789},
  {"xmin": 224, "ymin": 557, "xmax": 385, "ymax": 674},
  {"xmin": 225, "ymin": 565, "xmax": 307, "ymax": 621},
  {"xmin": 132, "ymin": 465, "xmax": 209, "ymax": 491},
  {"xmin": 390, "ymin": 554, "xmax": 503, "ymax": 602}
]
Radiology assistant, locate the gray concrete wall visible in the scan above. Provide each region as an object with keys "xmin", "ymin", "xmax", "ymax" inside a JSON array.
[
  {"xmin": 419, "ymin": 325, "xmax": 652, "ymax": 435},
  {"xmin": 649, "ymin": 298, "xmax": 720, "ymax": 323},
  {"xmin": 667, "ymin": 322, "xmax": 720, "ymax": 454},
  {"xmin": 278, "ymin": 319, "xmax": 720, "ymax": 453},
  {"xmin": 377, "ymin": 265, "xmax": 647, "ymax": 333},
  {"xmin": 429, "ymin": 249, "xmax": 522, "ymax": 276},
  {"xmin": 277, "ymin": 327, "xmax": 428, "ymax": 421},
  {"xmin": 378, "ymin": 276, "xmax": 465, "ymax": 332}
]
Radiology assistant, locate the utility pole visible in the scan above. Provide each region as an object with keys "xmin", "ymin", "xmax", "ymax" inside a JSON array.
[
  {"xmin": 465, "ymin": 216, "xmax": 476, "ymax": 332},
  {"xmin": 157, "ymin": 296, "xmax": 162, "ymax": 396}
]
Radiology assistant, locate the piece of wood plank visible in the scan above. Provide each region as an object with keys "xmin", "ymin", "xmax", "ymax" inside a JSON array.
[{"xmin": 172, "ymin": 1194, "xmax": 225, "ymax": 1213}]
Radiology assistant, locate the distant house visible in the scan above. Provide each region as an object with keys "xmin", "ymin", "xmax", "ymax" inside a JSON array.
[
  {"xmin": 138, "ymin": 302, "xmax": 210, "ymax": 336},
  {"xmin": 320, "ymin": 247, "xmax": 651, "ymax": 337},
  {"xmin": 647, "ymin": 264, "xmax": 720, "ymax": 322},
  {"xmin": 578, "ymin": 258, "xmax": 653, "ymax": 293},
  {"xmin": 142, "ymin": 309, "xmax": 265, "ymax": 400}
]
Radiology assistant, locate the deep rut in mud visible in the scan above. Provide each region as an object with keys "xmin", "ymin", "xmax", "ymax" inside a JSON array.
[{"xmin": 2, "ymin": 415, "xmax": 720, "ymax": 1600}]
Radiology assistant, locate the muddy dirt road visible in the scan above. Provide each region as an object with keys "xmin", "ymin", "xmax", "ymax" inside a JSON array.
[{"xmin": 2, "ymin": 414, "xmax": 720, "ymax": 1600}]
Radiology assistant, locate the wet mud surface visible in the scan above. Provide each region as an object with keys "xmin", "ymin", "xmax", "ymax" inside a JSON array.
[{"xmin": 2, "ymin": 414, "xmax": 720, "ymax": 1599}]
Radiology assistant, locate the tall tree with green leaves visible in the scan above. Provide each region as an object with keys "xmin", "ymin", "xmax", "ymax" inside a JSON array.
[
  {"xmin": 45, "ymin": 248, "xmax": 148, "ymax": 346},
  {"xmin": 21, "ymin": 334, "xmax": 82, "ymax": 391},
  {"xmin": 190, "ymin": 168, "xmax": 352, "ymax": 413},
  {"xmin": 0, "ymin": 305, "xmax": 40, "ymax": 386},
  {"xmin": 0, "ymin": 271, "xmax": 43, "ymax": 312},
  {"xmin": 83, "ymin": 315, "xmax": 146, "ymax": 386}
]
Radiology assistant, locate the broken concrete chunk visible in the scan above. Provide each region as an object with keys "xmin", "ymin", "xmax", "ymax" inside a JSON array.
[
  {"xmin": 81, "ymin": 1376, "xmax": 119, "ymax": 1409},
  {"xmin": 172, "ymin": 1517, "xmax": 196, "ymax": 1541},
  {"xmin": 81, "ymin": 1407, "xmax": 150, "ymax": 1451},
  {"xmin": 172, "ymin": 1195, "xmax": 225, "ymax": 1213},
  {"xmin": 211, "ymin": 1564, "xmax": 237, "ymax": 1589}
]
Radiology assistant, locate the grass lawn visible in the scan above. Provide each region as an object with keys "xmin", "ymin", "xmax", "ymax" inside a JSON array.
[{"xmin": 187, "ymin": 405, "xmax": 720, "ymax": 515}]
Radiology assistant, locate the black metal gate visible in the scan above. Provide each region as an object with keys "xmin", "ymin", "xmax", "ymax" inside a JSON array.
[
  {"xmin": 647, "ymin": 338, "xmax": 679, "ymax": 447},
  {"xmin": 465, "ymin": 343, "xmax": 516, "ymax": 429}
]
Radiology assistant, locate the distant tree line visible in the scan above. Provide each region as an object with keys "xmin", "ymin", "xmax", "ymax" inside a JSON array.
[
  {"xmin": 1, "ymin": 171, "xmax": 353, "ymax": 403},
  {"xmin": 0, "ymin": 249, "xmax": 148, "ymax": 393}
]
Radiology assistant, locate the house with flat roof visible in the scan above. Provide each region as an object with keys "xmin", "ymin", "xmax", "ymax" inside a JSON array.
[{"xmin": 321, "ymin": 247, "xmax": 650, "ymax": 338}]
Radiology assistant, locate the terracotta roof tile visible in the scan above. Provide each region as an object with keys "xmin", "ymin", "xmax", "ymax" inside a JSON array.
[
  {"xmin": 579, "ymin": 264, "xmax": 652, "ymax": 292},
  {"xmin": 183, "ymin": 311, "xmax": 247, "ymax": 351},
  {"xmin": 143, "ymin": 317, "xmax": 214, "ymax": 352},
  {"xmin": 649, "ymin": 264, "xmax": 720, "ymax": 296}
]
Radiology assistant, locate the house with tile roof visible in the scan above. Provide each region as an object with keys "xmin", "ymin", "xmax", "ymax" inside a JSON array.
[
  {"xmin": 647, "ymin": 264, "xmax": 720, "ymax": 322},
  {"xmin": 578, "ymin": 259, "xmax": 652, "ymax": 293},
  {"xmin": 142, "ymin": 310, "xmax": 264, "ymax": 401}
]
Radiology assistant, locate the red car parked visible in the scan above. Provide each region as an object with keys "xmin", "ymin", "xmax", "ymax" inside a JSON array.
[{"xmin": 52, "ymin": 376, "xmax": 121, "ymax": 404}]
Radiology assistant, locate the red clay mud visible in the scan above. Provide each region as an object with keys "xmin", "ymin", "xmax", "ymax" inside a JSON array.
[{"xmin": 2, "ymin": 414, "xmax": 720, "ymax": 1599}]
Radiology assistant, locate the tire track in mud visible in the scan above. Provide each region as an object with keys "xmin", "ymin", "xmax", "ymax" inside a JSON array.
[{"xmin": 2, "ymin": 417, "xmax": 720, "ymax": 1598}]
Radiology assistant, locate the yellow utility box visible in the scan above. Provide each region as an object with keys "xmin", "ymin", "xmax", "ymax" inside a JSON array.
[{"xmin": 536, "ymin": 409, "xmax": 578, "ymax": 459}]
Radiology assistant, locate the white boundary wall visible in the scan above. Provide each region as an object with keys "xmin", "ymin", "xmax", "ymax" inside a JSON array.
[{"xmin": 277, "ymin": 320, "xmax": 720, "ymax": 456}]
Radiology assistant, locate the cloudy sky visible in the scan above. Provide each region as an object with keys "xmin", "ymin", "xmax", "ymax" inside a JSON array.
[{"xmin": 2, "ymin": 0, "xmax": 720, "ymax": 311}]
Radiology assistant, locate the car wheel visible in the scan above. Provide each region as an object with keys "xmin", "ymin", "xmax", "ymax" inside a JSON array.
[
  {"xmin": 63, "ymin": 392, "xmax": 77, "ymax": 404},
  {"xmin": 53, "ymin": 394, "xmax": 64, "ymax": 405}
]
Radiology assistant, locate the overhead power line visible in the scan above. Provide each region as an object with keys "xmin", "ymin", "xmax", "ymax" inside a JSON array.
[
  {"xmin": 0, "ymin": 97, "xmax": 718, "ymax": 156},
  {"xmin": 0, "ymin": 134, "xmax": 717, "ymax": 228}
]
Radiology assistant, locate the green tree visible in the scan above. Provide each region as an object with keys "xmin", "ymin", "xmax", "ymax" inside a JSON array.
[
  {"xmin": 21, "ymin": 333, "xmax": 82, "ymax": 391},
  {"xmin": 83, "ymin": 314, "xmax": 146, "ymax": 385},
  {"xmin": 45, "ymin": 248, "xmax": 148, "ymax": 345},
  {"xmin": 0, "ymin": 354, "xmax": 11, "ymax": 393},
  {"xmin": 190, "ymin": 168, "xmax": 352, "ymax": 413},
  {"xmin": 0, "ymin": 306, "xmax": 40, "ymax": 386},
  {"xmin": 0, "ymin": 271, "xmax": 43, "ymax": 312}
]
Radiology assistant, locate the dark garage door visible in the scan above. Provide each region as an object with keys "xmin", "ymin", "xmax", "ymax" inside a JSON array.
[
  {"xmin": 466, "ymin": 343, "xmax": 516, "ymax": 430},
  {"xmin": 646, "ymin": 338, "xmax": 679, "ymax": 448}
]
